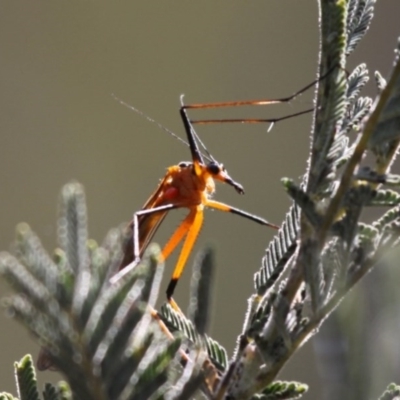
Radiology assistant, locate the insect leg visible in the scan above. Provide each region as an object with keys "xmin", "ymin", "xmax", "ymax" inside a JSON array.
[
  {"xmin": 205, "ymin": 199, "xmax": 279, "ymax": 229},
  {"xmin": 165, "ymin": 206, "xmax": 204, "ymax": 310},
  {"xmin": 110, "ymin": 203, "xmax": 177, "ymax": 285},
  {"xmin": 183, "ymin": 67, "xmax": 337, "ymax": 112}
]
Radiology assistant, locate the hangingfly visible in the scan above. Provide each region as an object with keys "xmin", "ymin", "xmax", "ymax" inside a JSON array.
[
  {"xmin": 110, "ymin": 70, "xmax": 333, "ymax": 309},
  {"xmin": 110, "ymin": 96, "xmax": 280, "ymax": 310}
]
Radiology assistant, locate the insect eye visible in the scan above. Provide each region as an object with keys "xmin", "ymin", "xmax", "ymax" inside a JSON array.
[
  {"xmin": 178, "ymin": 161, "xmax": 190, "ymax": 168},
  {"xmin": 207, "ymin": 162, "xmax": 221, "ymax": 175}
]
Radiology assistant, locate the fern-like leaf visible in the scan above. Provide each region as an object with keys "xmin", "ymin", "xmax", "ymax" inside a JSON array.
[
  {"xmin": 254, "ymin": 205, "xmax": 299, "ymax": 296},
  {"xmin": 14, "ymin": 354, "xmax": 40, "ymax": 400},
  {"xmin": 0, "ymin": 394, "xmax": 18, "ymax": 400},
  {"xmin": 251, "ymin": 380, "xmax": 308, "ymax": 400},
  {"xmin": 375, "ymin": 70, "xmax": 387, "ymax": 93},
  {"xmin": 161, "ymin": 303, "xmax": 228, "ymax": 372},
  {"xmin": 346, "ymin": 0, "xmax": 376, "ymax": 56},
  {"xmin": 0, "ymin": 182, "xmax": 205, "ymax": 400},
  {"xmin": 378, "ymin": 383, "xmax": 400, "ymax": 400}
]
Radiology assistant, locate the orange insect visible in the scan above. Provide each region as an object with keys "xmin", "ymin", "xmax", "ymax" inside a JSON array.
[
  {"xmin": 110, "ymin": 96, "xmax": 282, "ymax": 309},
  {"xmin": 110, "ymin": 72, "xmax": 328, "ymax": 308}
]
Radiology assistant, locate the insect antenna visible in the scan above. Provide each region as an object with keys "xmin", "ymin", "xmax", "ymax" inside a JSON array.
[{"xmin": 112, "ymin": 94, "xmax": 212, "ymax": 162}]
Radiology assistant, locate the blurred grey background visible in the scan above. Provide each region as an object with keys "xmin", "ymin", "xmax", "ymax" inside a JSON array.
[{"xmin": 0, "ymin": 2, "xmax": 398, "ymax": 398}]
